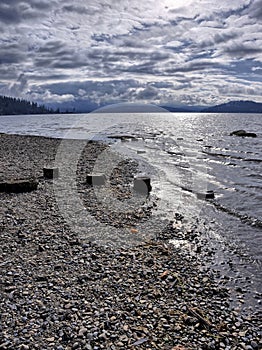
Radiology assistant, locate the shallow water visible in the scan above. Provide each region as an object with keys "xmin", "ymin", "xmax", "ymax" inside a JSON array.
[{"xmin": 0, "ymin": 112, "xmax": 261, "ymax": 302}]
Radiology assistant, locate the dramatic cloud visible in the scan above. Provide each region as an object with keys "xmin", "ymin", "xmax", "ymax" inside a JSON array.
[{"xmin": 0, "ymin": 0, "xmax": 261, "ymax": 107}]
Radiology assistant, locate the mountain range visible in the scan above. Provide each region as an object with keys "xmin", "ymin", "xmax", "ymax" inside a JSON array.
[
  {"xmin": 0, "ymin": 95, "xmax": 262, "ymax": 114},
  {"xmin": 161, "ymin": 100, "xmax": 262, "ymax": 113},
  {"xmin": 200, "ymin": 100, "xmax": 262, "ymax": 113},
  {"xmin": 46, "ymin": 99, "xmax": 262, "ymax": 113}
]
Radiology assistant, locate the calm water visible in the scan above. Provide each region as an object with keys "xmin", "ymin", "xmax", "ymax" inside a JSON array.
[{"xmin": 0, "ymin": 112, "xmax": 261, "ymax": 301}]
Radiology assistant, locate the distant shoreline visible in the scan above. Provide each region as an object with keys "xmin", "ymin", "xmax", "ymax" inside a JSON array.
[{"xmin": 1, "ymin": 94, "xmax": 262, "ymax": 114}]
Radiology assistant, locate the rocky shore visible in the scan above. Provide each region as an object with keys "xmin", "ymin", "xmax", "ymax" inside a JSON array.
[{"xmin": 0, "ymin": 133, "xmax": 261, "ymax": 350}]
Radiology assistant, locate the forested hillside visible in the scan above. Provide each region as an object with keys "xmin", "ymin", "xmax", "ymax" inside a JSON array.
[{"xmin": 0, "ymin": 95, "xmax": 58, "ymax": 115}]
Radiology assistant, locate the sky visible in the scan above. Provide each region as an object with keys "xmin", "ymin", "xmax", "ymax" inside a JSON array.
[{"xmin": 0, "ymin": 0, "xmax": 262, "ymax": 109}]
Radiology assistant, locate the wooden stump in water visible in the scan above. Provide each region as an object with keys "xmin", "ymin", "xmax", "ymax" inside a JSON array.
[
  {"xmin": 134, "ymin": 176, "xmax": 152, "ymax": 195},
  {"xmin": 86, "ymin": 173, "xmax": 106, "ymax": 186},
  {"xmin": 196, "ymin": 190, "xmax": 215, "ymax": 200}
]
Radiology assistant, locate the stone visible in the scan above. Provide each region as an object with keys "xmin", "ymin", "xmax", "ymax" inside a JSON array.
[{"xmin": 251, "ymin": 341, "xmax": 258, "ymax": 349}]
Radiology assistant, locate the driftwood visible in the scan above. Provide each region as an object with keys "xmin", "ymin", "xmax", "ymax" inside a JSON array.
[
  {"xmin": 0, "ymin": 179, "xmax": 38, "ymax": 193},
  {"xmin": 187, "ymin": 306, "xmax": 213, "ymax": 329}
]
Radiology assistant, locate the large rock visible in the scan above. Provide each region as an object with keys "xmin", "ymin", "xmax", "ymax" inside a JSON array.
[{"xmin": 230, "ymin": 130, "xmax": 257, "ymax": 137}]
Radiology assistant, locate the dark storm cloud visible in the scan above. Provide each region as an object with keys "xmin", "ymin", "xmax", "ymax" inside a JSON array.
[
  {"xmin": 0, "ymin": 44, "xmax": 25, "ymax": 65},
  {"xmin": 63, "ymin": 5, "xmax": 98, "ymax": 15},
  {"xmin": 150, "ymin": 82, "xmax": 173, "ymax": 88},
  {"xmin": 120, "ymin": 61, "xmax": 157, "ymax": 75},
  {"xmin": 0, "ymin": 3, "xmax": 20, "ymax": 24},
  {"xmin": 29, "ymin": 78, "xmax": 171, "ymax": 104},
  {"xmin": 37, "ymin": 41, "xmax": 65, "ymax": 54},
  {"xmin": 29, "ymin": 1, "xmax": 52, "ymax": 10},
  {"xmin": 41, "ymin": 79, "xmax": 140, "ymax": 96},
  {"xmin": 0, "ymin": 0, "xmax": 52, "ymax": 25},
  {"xmin": 9, "ymin": 73, "xmax": 28, "ymax": 96},
  {"xmin": 217, "ymin": 84, "xmax": 256, "ymax": 95},
  {"xmin": 86, "ymin": 44, "xmax": 170, "ymax": 76},
  {"xmin": 164, "ymin": 60, "xmax": 221, "ymax": 75},
  {"xmin": 199, "ymin": 31, "xmax": 239, "ymax": 49},
  {"xmin": 34, "ymin": 40, "xmax": 87, "ymax": 69},
  {"xmin": 29, "ymin": 73, "xmax": 71, "ymax": 81},
  {"xmin": 0, "ymin": 0, "xmax": 261, "ymax": 106},
  {"xmin": 224, "ymin": 43, "xmax": 262, "ymax": 58},
  {"xmin": 193, "ymin": 1, "xmax": 252, "ymax": 25},
  {"xmin": 0, "ymin": 66, "xmax": 19, "ymax": 80},
  {"xmin": 245, "ymin": 0, "xmax": 262, "ymax": 19},
  {"xmin": 135, "ymin": 86, "xmax": 159, "ymax": 100},
  {"xmin": 91, "ymin": 34, "xmax": 113, "ymax": 44}
]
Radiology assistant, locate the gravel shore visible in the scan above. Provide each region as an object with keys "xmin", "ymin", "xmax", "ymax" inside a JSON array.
[{"xmin": 0, "ymin": 133, "xmax": 261, "ymax": 350}]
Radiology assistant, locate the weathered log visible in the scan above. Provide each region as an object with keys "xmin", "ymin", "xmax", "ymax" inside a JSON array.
[{"xmin": 0, "ymin": 179, "xmax": 38, "ymax": 193}]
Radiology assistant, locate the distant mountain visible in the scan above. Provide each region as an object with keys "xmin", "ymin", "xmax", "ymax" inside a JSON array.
[
  {"xmin": 159, "ymin": 105, "xmax": 193, "ymax": 112},
  {"xmin": 92, "ymin": 103, "xmax": 170, "ymax": 113},
  {"xmin": 201, "ymin": 100, "xmax": 262, "ymax": 113},
  {"xmin": 0, "ymin": 95, "xmax": 58, "ymax": 115},
  {"xmin": 1, "ymin": 95, "xmax": 261, "ymax": 115}
]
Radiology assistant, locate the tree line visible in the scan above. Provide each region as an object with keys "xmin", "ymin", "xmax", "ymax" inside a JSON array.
[{"xmin": 0, "ymin": 95, "xmax": 60, "ymax": 115}]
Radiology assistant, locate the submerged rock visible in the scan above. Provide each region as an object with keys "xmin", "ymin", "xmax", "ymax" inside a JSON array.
[
  {"xmin": 230, "ymin": 130, "xmax": 257, "ymax": 137},
  {"xmin": 107, "ymin": 135, "xmax": 137, "ymax": 141}
]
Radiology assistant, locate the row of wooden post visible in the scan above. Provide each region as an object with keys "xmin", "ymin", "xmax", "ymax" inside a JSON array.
[
  {"xmin": 0, "ymin": 167, "xmax": 215, "ymax": 199},
  {"xmin": 44, "ymin": 168, "xmax": 152, "ymax": 194},
  {"xmin": 0, "ymin": 168, "xmax": 152, "ymax": 195}
]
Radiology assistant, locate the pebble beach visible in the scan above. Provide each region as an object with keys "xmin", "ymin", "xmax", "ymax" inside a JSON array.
[{"xmin": 0, "ymin": 133, "xmax": 261, "ymax": 350}]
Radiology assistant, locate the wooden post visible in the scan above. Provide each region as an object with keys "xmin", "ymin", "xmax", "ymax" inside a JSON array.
[
  {"xmin": 86, "ymin": 173, "xmax": 106, "ymax": 186},
  {"xmin": 134, "ymin": 176, "xmax": 152, "ymax": 195},
  {"xmin": 43, "ymin": 167, "xmax": 59, "ymax": 179},
  {"xmin": 196, "ymin": 190, "xmax": 215, "ymax": 200}
]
